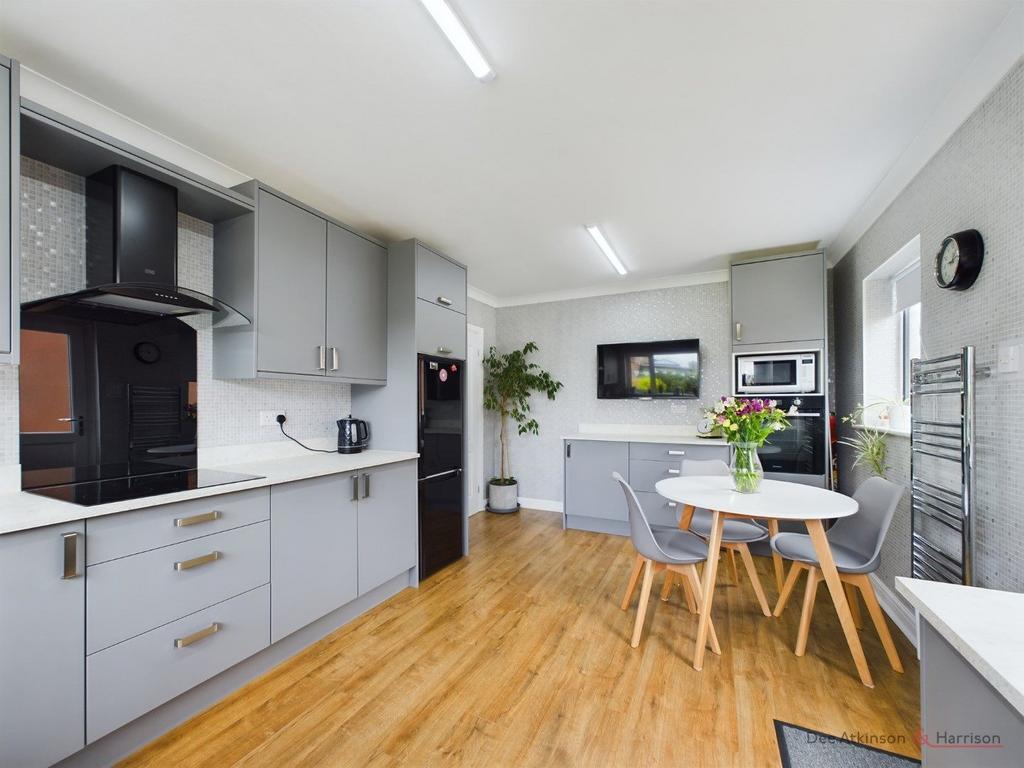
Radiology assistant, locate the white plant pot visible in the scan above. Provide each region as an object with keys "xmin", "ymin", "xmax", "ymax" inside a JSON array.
[{"xmin": 487, "ymin": 481, "xmax": 519, "ymax": 513}]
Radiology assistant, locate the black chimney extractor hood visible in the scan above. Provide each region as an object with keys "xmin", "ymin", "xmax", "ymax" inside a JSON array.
[{"xmin": 22, "ymin": 165, "xmax": 248, "ymax": 327}]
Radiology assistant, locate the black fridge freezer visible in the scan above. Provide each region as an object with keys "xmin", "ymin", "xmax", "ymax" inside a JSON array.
[{"xmin": 418, "ymin": 354, "xmax": 465, "ymax": 579}]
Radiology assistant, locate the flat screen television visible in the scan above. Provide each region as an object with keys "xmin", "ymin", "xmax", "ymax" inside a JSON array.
[{"xmin": 597, "ymin": 339, "xmax": 700, "ymax": 399}]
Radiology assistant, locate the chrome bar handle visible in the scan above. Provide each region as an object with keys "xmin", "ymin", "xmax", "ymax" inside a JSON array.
[
  {"xmin": 734, "ymin": 322, "xmax": 742, "ymax": 342},
  {"xmin": 317, "ymin": 345, "xmax": 326, "ymax": 371},
  {"xmin": 437, "ymin": 346, "xmax": 452, "ymax": 355},
  {"xmin": 362, "ymin": 473, "xmax": 371, "ymax": 499},
  {"xmin": 174, "ymin": 622, "xmax": 221, "ymax": 649},
  {"xmin": 666, "ymin": 468, "xmax": 680, "ymax": 475},
  {"xmin": 351, "ymin": 475, "xmax": 360, "ymax": 502},
  {"xmin": 330, "ymin": 347, "xmax": 340, "ymax": 372},
  {"xmin": 61, "ymin": 532, "xmax": 83, "ymax": 580},
  {"xmin": 174, "ymin": 510, "xmax": 221, "ymax": 528},
  {"xmin": 437, "ymin": 296, "xmax": 453, "ymax": 306},
  {"xmin": 174, "ymin": 551, "xmax": 221, "ymax": 571},
  {"xmin": 667, "ymin": 450, "xmax": 685, "ymax": 456}
]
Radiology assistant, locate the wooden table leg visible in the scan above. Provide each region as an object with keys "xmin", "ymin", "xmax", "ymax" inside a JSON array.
[
  {"xmin": 678, "ymin": 504, "xmax": 695, "ymax": 531},
  {"xmin": 766, "ymin": 519, "xmax": 784, "ymax": 594},
  {"xmin": 805, "ymin": 519, "xmax": 874, "ymax": 688},
  {"xmin": 693, "ymin": 510, "xmax": 724, "ymax": 671}
]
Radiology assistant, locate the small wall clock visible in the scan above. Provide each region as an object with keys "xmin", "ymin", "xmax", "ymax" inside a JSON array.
[
  {"xmin": 133, "ymin": 341, "xmax": 162, "ymax": 364},
  {"xmin": 934, "ymin": 229, "xmax": 984, "ymax": 291}
]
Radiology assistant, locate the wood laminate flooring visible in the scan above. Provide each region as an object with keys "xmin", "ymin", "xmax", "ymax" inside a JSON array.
[{"xmin": 122, "ymin": 509, "xmax": 920, "ymax": 767}]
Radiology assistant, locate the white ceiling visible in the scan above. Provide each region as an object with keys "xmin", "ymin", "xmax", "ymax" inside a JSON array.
[{"xmin": 0, "ymin": 1, "xmax": 1017, "ymax": 299}]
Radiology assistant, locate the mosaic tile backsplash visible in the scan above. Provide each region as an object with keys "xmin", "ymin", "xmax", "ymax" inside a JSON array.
[
  {"xmin": 0, "ymin": 159, "xmax": 350, "ymax": 469},
  {"xmin": 834, "ymin": 60, "xmax": 1024, "ymax": 595}
]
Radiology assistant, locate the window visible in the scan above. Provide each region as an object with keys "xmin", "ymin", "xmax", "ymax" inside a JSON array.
[{"xmin": 861, "ymin": 236, "xmax": 921, "ymax": 432}]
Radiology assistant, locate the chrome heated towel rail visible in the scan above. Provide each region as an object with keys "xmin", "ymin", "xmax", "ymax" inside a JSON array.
[{"xmin": 909, "ymin": 346, "xmax": 985, "ymax": 586}]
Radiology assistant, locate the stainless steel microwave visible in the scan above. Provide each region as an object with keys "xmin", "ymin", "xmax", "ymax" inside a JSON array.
[{"xmin": 734, "ymin": 351, "xmax": 819, "ymax": 395}]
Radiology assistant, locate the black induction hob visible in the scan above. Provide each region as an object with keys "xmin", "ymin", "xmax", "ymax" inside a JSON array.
[{"xmin": 24, "ymin": 468, "xmax": 264, "ymax": 506}]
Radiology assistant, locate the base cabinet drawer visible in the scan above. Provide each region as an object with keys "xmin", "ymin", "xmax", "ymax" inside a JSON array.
[
  {"xmin": 87, "ymin": 521, "xmax": 270, "ymax": 654},
  {"xmin": 628, "ymin": 442, "xmax": 728, "ymax": 463},
  {"xmin": 86, "ymin": 584, "xmax": 270, "ymax": 743},
  {"xmin": 635, "ymin": 491, "xmax": 681, "ymax": 528},
  {"xmin": 628, "ymin": 459, "xmax": 683, "ymax": 493},
  {"xmin": 86, "ymin": 488, "xmax": 270, "ymax": 566},
  {"xmin": 416, "ymin": 299, "xmax": 466, "ymax": 359}
]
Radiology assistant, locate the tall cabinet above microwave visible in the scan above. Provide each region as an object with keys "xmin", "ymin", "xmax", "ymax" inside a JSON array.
[{"xmin": 730, "ymin": 251, "xmax": 830, "ymax": 489}]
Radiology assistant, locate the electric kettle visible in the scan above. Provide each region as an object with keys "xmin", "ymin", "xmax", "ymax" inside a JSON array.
[{"xmin": 337, "ymin": 416, "xmax": 370, "ymax": 454}]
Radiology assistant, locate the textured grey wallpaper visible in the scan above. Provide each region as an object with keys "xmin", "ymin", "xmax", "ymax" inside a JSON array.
[
  {"xmin": 0, "ymin": 159, "xmax": 351, "ymax": 472},
  {"xmin": 834, "ymin": 59, "xmax": 1023, "ymax": 595},
  {"xmin": 495, "ymin": 281, "xmax": 731, "ymax": 502}
]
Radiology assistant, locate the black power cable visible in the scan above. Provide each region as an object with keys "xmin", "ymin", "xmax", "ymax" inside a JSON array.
[{"xmin": 276, "ymin": 414, "xmax": 335, "ymax": 454}]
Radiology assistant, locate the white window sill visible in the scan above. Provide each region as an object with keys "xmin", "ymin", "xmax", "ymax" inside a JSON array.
[{"xmin": 852, "ymin": 423, "xmax": 911, "ymax": 439}]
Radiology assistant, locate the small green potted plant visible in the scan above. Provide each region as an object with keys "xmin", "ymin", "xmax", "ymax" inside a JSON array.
[
  {"xmin": 838, "ymin": 403, "xmax": 889, "ymax": 478},
  {"xmin": 483, "ymin": 342, "xmax": 562, "ymax": 513},
  {"xmin": 706, "ymin": 396, "xmax": 789, "ymax": 493}
]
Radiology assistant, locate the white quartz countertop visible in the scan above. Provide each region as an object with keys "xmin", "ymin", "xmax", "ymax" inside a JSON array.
[
  {"xmin": 0, "ymin": 448, "xmax": 419, "ymax": 536},
  {"xmin": 896, "ymin": 577, "xmax": 1024, "ymax": 717},
  {"xmin": 562, "ymin": 423, "xmax": 726, "ymax": 446}
]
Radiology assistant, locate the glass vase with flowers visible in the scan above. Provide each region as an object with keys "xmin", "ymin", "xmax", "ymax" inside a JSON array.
[{"xmin": 706, "ymin": 397, "xmax": 790, "ymax": 493}]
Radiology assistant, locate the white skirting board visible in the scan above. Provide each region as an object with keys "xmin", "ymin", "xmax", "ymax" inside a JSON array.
[
  {"xmin": 517, "ymin": 497, "xmax": 564, "ymax": 513},
  {"xmin": 869, "ymin": 572, "xmax": 919, "ymax": 650}
]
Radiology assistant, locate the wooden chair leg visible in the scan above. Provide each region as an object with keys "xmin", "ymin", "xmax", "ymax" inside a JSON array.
[
  {"xmin": 845, "ymin": 582, "xmax": 863, "ymax": 629},
  {"xmin": 620, "ymin": 553, "xmax": 644, "ymax": 611},
  {"xmin": 795, "ymin": 567, "xmax": 820, "ymax": 657},
  {"xmin": 773, "ymin": 562, "xmax": 804, "ymax": 617},
  {"xmin": 766, "ymin": 520, "xmax": 784, "ymax": 593},
  {"xmin": 737, "ymin": 543, "xmax": 771, "ymax": 617},
  {"xmin": 727, "ymin": 547, "xmax": 740, "ymax": 583},
  {"xmin": 678, "ymin": 572, "xmax": 698, "ymax": 613},
  {"xmin": 660, "ymin": 570, "xmax": 675, "ymax": 602},
  {"xmin": 850, "ymin": 574, "xmax": 904, "ymax": 673},
  {"xmin": 684, "ymin": 564, "xmax": 720, "ymax": 655},
  {"xmin": 630, "ymin": 559, "xmax": 655, "ymax": 648}
]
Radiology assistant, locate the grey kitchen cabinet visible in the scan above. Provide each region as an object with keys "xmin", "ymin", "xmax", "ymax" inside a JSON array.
[
  {"xmin": 270, "ymin": 473, "xmax": 359, "ymax": 643},
  {"xmin": 0, "ymin": 521, "xmax": 85, "ymax": 768},
  {"xmin": 731, "ymin": 252, "xmax": 825, "ymax": 346},
  {"xmin": 564, "ymin": 440, "xmax": 629, "ymax": 524},
  {"xmin": 0, "ymin": 55, "xmax": 18, "ymax": 363},
  {"xmin": 416, "ymin": 298, "xmax": 468, "ymax": 359},
  {"xmin": 356, "ymin": 460, "xmax": 417, "ymax": 594},
  {"xmin": 214, "ymin": 182, "xmax": 389, "ymax": 384},
  {"xmin": 416, "ymin": 243, "xmax": 467, "ymax": 314},
  {"xmin": 327, "ymin": 222, "xmax": 387, "ymax": 382},
  {"xmin": 256, "ymin": 188, "xmax": 328, "ymax": 376},
  {"xmin": 564, "ymin": 439, "xmax": 730, "ymax": 535}
]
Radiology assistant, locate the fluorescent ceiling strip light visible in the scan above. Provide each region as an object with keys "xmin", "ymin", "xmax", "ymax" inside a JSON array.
[
  {"xmin": 586, "ymin": 226, "xmax": 628, "ymax": 276},
  {"xmin": 418, "ymin": 0, "xmax": 495, "ymax": 81}
]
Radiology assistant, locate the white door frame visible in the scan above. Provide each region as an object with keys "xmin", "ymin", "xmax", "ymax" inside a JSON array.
[{"xmin": 465, "ymin": 324, "xmax": 486, "ymax": 516}]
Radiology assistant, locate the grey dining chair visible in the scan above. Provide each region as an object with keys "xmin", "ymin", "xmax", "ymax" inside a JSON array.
[
  {"xmin": 613, "ymin": 472, "xmax": 721, "ymax": 659},
  {"xmin": 771, "ymin": 475, "xmax": 905, "ymax": 673},
  {"xmin": 659, "ymin": 458, "xmax": 772, "ymax": 617}
]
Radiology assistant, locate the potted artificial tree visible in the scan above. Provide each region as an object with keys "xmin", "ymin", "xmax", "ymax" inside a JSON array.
[{"xmin": 483, "ymin": 341, "xmax": 562, "ymax": 513}]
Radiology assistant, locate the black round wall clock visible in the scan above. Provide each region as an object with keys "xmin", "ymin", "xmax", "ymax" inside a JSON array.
[
  {"xmin": 934, "ymin": 229, "xmax": 984, "ymax": 291},
  {"xmin": 134, "ymin": 341, "xmax": 162, "ymax": 364}
]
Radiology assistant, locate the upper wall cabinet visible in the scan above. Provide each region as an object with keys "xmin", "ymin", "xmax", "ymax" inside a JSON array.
[
  {"xmin": 214, "ymin": 183, "xmax": 387, "ymax": 384},
  {"xmin": 416, "ymin": 243, "xmax": 466, "ymax": 314},
  {"xmin": 731, "ymin": 252, "xmax": 825, "ymax": 347},
  {"xmin": 0, "ymin": 55, "xmax": 18, "ymax": 364}
]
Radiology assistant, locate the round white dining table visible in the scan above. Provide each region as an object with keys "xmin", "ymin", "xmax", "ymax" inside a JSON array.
[{"xmin": 654, "ymin": 476, "xmax": 873, "ymax": 687}]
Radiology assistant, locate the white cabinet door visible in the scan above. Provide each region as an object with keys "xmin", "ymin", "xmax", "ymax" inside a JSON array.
[
  {"xmin": 0, "ymin": 522, "xmax": 85, "ymax": 767},
  {"xmin": 356, "ymin": 461, "xmax": 417, "ymax": 594}
]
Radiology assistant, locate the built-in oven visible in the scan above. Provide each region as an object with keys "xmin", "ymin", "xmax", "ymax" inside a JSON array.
[
  {"xmin": 734, "ymin": 351, "xmax": 819, "ymax": 395},
  {"xmin": 757, "ymin": 395, "xmax": 826, "ymax": 481}
]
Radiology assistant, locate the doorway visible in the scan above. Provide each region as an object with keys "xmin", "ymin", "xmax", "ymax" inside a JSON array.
[{"xmin": 465, "ymin": 324, "xmax": 485, "ymax": 516}]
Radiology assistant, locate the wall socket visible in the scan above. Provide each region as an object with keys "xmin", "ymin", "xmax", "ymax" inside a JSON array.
[
  {"xmin": 259, "ymin": 410, "xmax": 285, "ymax": 427},
  {"xmin": 997, "ymin": 339, "xmax": 1022, "ymax": 378}
]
